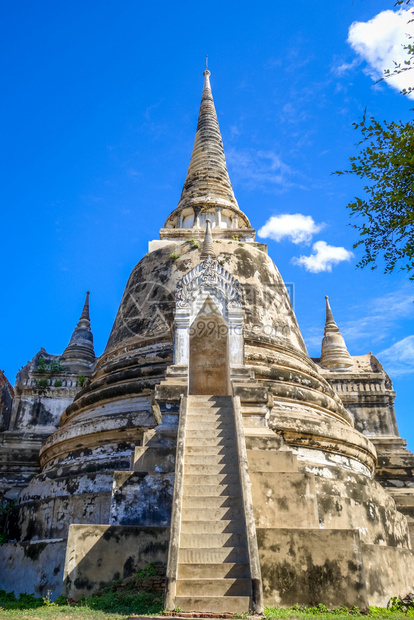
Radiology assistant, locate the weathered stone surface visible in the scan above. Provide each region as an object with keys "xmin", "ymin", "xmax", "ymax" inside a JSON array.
[
  {"xmin": 132, "ymin": 445, "xmax": 175, "ymax": 473},
  {"xmin": 110, "ymin": 471, "xmax": 174, "ymax": 526},
  {"xmin": 175, "ymin": 70, "xmax": 239, "ymax": 214},
  {"xmin": 0, "ymin": 292, "xmax": 97, "ymax": 496},
  {"xmin": 318, "ymin": 353, "xmax": 399, "ymax": 438},
  {"xmin": 320, "ymin": 297, "xmax": 353, "ymax": 370},
  {"xmin": 0, "ymin": 347, "xmax": 90, "ymax": 498},
  {"xmin": 0, "ymin": 539, "xmax": 66, "ymax": 599},
  {"xmin": 63, "ymin": 524, "xmax": 170, "ymax": 600},
  {"xmin": 247, "ymin": 449, "xmax": 298, "ymax": 473},
  {"xmin": 309, "ymin": 464, "xmax": 411, "ymax": 548},
  {"xmin": 316, "ymin": 346, "xmax": 414, "ymax": 547},
  {"xmin": 0, "ymin": 370, "xmax": 13, "ymax": 432},
  {"xmin": 257, "ymin": 528, "xmax": 368, "ymax": 609},
  {"xmin": 166, "ymin": 395, "xmax": 256, "ymax": 614},
  {"xmin": 251, "ymin": 471, "xmax": 319, "ymax": 529},
  {"xmin": 7, "ymin": 478, "xmax": 112, "ymax": 542},
  {"xmin": 1, "ymin": 69, "xmax": 414, "ymax": 613},
  {"xmin": 362, "ymin": 543, "xmax": 414, "ymax": 606},
  {"xmin": 61, "ymin": 291, "xmax": 95, "ymax": 371}
]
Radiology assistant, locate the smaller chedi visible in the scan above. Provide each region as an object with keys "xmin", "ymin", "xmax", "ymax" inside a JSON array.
[
  {"xmin": 1, "ymin": 70, "xmax": 414, "ymax": 613},
  {"xmin": 320, "ymin": 296, "xmax": 353, "ymax": 369}
]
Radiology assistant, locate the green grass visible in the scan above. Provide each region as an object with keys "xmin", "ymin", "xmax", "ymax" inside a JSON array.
[
  {"xmin": 0, "ymin": 604, "xmax": 414, "ymax": 620},
  {"xmin": 0, "ymin": 608, "xmax": 129, "ymax": 619},
  {"xmin": 0, "ymin": 588, "xmax": 163, "ymax": 619},
  {"xmin": 1, "ymin": 590, "xmax": 414, "ymax": 620},
  {"xmin": 264, "ymin": 606, "xmax": 414, "ymax": 620}
]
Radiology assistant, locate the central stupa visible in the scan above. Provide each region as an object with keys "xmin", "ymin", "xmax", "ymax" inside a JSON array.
[{"xmin": 2, "ymin": 70, "xmax": 414, "ymax": 612}]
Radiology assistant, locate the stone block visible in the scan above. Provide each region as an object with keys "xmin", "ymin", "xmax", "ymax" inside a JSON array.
[
  {"xmin": 247, "ymin": 449, "xmax": 298, "ymax": 473},
  {"xmin": 362, "ymin": 543, "xmax": 414, "ymax": 606},
  {"xmin": 245, "ymin": 432, "xmax": 283, "ymax": 451},
  {"xmin": 256, "ymin": 528, "xmax": 368, "ymax": 609},
  {"xmin": 313, "ymin": 471, "xmax": 411, "ymax": 548},
  {"xmin": 251, "ymin": 472, "xmax": 318, "ymax": 528},
  {"xmin": 110, "ymin": 471, "xmax": 174, "ymax": 526},
  {"xmin": 132, "ymin": 446, "xmax": 175, "ymax": 473},
  {"xmin": 63, "ymin": 524, "xmax": 170, "ymax": 600},
  {"xmin": 0, "ymin": 539, "xmax": 66, "ymax": 600},
  {"xmin": 148, "ymin": 240, "xmax": 175, "ymax": 253},
  {"xmin": 7, "ymin": 490, "xmax": 112, "ymax": 541}
]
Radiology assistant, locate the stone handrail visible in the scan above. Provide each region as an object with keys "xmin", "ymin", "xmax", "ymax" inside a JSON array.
[
  {"xmin": 165, "ymin": 394, "xmax": 188, "ymax": 610},
  {"xmin": 232, "ymin": 395, "xmax": 264, "ymax": 614}
]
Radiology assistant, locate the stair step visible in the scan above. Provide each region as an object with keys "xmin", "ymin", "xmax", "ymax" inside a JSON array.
[
  {"xmin": 186, "ymin": 429, "xmax": 236, "ymax": 439},
  {"xmin": 185, "ymin": 437, "xmax": 237, "ymax": 447},
  {"xmin": 180, "ymin": 532, "xmax": 247, "ymax": 548},
  {"xmin": 176, "ymin": 578, "xmax": 251, "ymax": 597},
  {"xmin": 188, "ymin": 404, "xmax": 233, "ymax": 409},
  {"xmin": 181, "ymin": 520, "xmax": 245, "ymax": 534},
  {"xmin": 189, "ymin": 394, "xmax": 231, "ymax": 398},
  {"xmin": 185, "ymin": 454, "xmax": 238, "ymax": 465},
  {"xmin": 171, "ymin": 396, "xmax": 253, "ymax": 614},
  {"xmin": 178, "ymin": 547, "xmax": 249, "ymax": 564},
  {"xmin": 182, "ymin": 506, "xmax": 243, "ymax": 521},
  {"xmin": 188, "ymin": 399, "xmax": 232, "ymax": 405},
  {"xmin": 183, "ymin": 484, "xmax": 241, "ymax": 496},
  {"xmin": 182, "ymin": 495, "xmax": 243, "ymax": 509},
  {"xmin": 184, "ymin": 463, "xmax": 238, "ymax": 475},
  {"xmin": 174, "ymin": 595, "xmax": 250, "ymax": 613},
  {"xmin": 188, "ymin": 396, "xmax": 232, "ymax": 402},
  {"xmin": 183, "ymin": 473, "xmax": 240, "ymax": 485},
  {"xmin": 185, "ymin": 446, "xmax": 238, "ymax": 456},
  {"xmin": 186, "ymin": 420, "xmax": 234, "ymax": 430},
  {"xmin": 187, "ymin": 410, "xmax": 234, "ymax": 417},
  {"xmin": 177, "ymin": 563, "xmax": 250, "ymax": 579}
]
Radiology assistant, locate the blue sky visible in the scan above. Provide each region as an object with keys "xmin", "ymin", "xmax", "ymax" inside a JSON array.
[{"xmin": 1, "ymin": 1, "xmax": 413, "ymax": 446}]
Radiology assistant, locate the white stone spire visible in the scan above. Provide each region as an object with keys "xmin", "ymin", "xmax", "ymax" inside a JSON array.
[
  {"xmin": 200, "ymin": 219, "xmax": 216, "ymax": 258},
  {"xmin": 320, "ymin": 296, "xmax": 353, "ymax": 370},
  {"xmin": 176, "ymin": 70, "xmax": 239, "ymax": 213}
]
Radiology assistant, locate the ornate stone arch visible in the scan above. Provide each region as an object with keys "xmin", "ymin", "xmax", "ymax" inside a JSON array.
[{"xmin": 174, "ymin": 256, "xmax": 244, "ymax": 368}]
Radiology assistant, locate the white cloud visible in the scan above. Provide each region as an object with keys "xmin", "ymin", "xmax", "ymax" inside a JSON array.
[
  {"xmin": 292, "ymin": 240, "xmax": 353, "ymax": 273},
  {"xmin": 332, "ymin": 58, "xmax": 360, "ymax": 76},
  {"xmin": 377, "ymin": 335, "xmax": 414, "ymax": 376},
  {"xmin": 301, "ymin": 285, "xmax": 414, "ymax": 361},
  {"xmin": 227, "ymin": 148, "xmax": 295, "ymax": 190},
  {"xmin": 341, "ymin": 285, "xmax": 414, "ymax": 346},
  {"xmin": 258, "ymin": 213, "xmax": 324, "ymax": 245},
  {"xmin": 347, "ymin": 6, "xmax": 414, "ymax": 96}
]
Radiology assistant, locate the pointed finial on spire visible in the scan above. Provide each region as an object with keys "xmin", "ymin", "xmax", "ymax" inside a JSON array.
[
  {"xmin": 175, "ymin": 69, "xmax": 239, "ymax": 213},
  {"xmin": 203, "ymin": 56, "xmax": 210, "ymax": 83},
  {"xmin": 79, "ymin": 291, "xmax": 90, "ymax": 323},
  {"xmin": 203, "ymin": 66, "xmax": 211, "ymax": 89},
  {"xmin": 320, "ymin": 296, "xmax": 353, "ymax": 370},
  {"xmin": 201, "ymin": 219, "xmax": 216, "ymax": 259},
  {"xmin": 61, "ymin": 292, "xmax": 95, "ymax": 370},
  {"xmin": 324, "ymin": 295, "xmax": 338, "ymax": 332}
]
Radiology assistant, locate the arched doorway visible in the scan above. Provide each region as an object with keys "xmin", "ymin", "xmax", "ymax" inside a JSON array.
[{"xmin": 188, "ymin": 299, "xmax": 229, "ymax": 396}]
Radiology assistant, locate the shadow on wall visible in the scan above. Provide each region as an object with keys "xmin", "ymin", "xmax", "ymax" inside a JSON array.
[
  {"xmin": 0, "ymin": 539, "xmax": 67, "ymax": 599},
  {"xmin": 0, "ymin": 525, "xmax": 170, "ymax": 601},
  {"xmin": 62, "ymin": 524, "xmax": 170, "ymax": 600}
]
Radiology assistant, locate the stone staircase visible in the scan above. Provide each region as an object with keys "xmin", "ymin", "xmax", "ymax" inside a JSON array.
[{"xmin": 174, "ymin": 395, "xmax": 252, "ymax": 613}]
